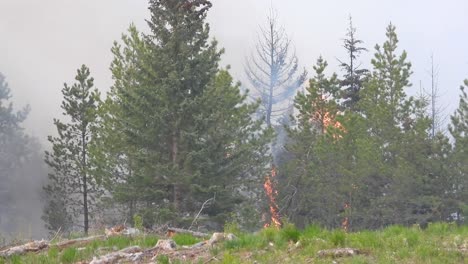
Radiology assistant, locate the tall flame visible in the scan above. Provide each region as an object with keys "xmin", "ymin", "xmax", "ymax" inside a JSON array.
[
  {"xmin": 264, "ymin": 166, "xmax": 282, "ymax": 228},
  {"xmin": 341, "ymin": 202, "xmax": 351, "ymax": 232}
]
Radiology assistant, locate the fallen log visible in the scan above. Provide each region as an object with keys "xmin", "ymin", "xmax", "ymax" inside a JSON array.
[
  {"xmin": 0, "ymin": 235, "xmax": 108, "ymax": 258},
  {"xmin": 206, "ymin": 232, "xmax": 237, "ymax": 246},
  {"xmin": 89, "ymin": 246, "xmax": 143, "ymax": 264},
  {"xmin": 0, "ymin": 240, "xmax": 48, "ymax": 257},
  {"xmin": 317, "ymin": 248, "xmax": 364, "ymax": 258},
  {"xmin": 154, "ymin": 239, "xmax": 177, "ymax": 251},
  {"xmin": 54, "ymin": 235, "xmax": 106, "ymax": 250},
  {"xmin": 166, "ymin": 227, "xmax": 209, "ymax": 238}
]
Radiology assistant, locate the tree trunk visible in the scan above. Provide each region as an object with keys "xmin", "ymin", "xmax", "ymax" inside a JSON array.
[
  {"xmin": 82, "ymin": 131, "xmax": 89, "ymax": 235},
  {"xmin": 171, "ymin": 132, "xmax": 180, "ymax": 211}
]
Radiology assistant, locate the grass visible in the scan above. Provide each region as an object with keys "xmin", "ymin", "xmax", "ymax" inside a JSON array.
[
  {"xmin": 172, "ymin": 233, "xmax": 203, "ymax": 246},
  {"xmin": 220, "ymin": 222, "xmax": 466, "ymax": 264},
  {"xmin": 0, "ymin": 222, "xmax": 466, "ymax": 263}
]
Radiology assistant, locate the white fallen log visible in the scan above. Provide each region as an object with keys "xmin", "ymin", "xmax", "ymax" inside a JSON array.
[
  {"xmin": 207, "ymin": 232, "xmax": 237, "ymax": 246},
  {"xmin": 0, "ymin": 240, "xmax": 49, "ymax": 257},
  {"xmin": 89, "ymin": 246, "xmax": 143, "ymax": 264},
  {"xmin": 154, "ymin": 239, "xmax": 177, "ymax": 250},
  {"xmin": 0, "ymin": 235, "xmax": 109, "ymax": 258}
]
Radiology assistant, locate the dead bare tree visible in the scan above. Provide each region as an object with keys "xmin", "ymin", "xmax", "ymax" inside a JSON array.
[
  {"xmin": 245, "ymin": 9, "xmax": 307, "ymax": 127},
  {"xmin": 425, "ymin": 54, "xmax": 447, "ymax": 137}
]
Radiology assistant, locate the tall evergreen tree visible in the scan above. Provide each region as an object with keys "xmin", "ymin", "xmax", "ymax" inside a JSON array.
[
  {"xmin": 44, "ymin": 65, "xmax": 101, "ymax": 235},
  {"xmin": 97, "ymin": 0, "xmax": 270, "ymax": 229},
  {"xmin": 338, "ymin": 16, "xmax": 368, "ymax": 111},
  {"xmin": 281, "ymin": 57, "xmax": 342, "ymax": 228},
  {"xmin": 448, "ymin": 80, "xmax": 468, "ymax": 222},
  {"xmin": 359, "ymin": 24, "xmax": 436, "ymax": 227}
]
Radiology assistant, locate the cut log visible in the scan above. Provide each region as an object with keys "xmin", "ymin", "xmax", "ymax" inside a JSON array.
[
  {"xmin": 317, "ymin": 248, "xmax": 364, "ymax": 258},
  {"xmin": 154, "ymin": 239, "xmax": 177, "ymax": 251},
  {"xmin": 0, "ymin": 240, "xmax": 48, "ymax": 257},
  {"xmin": 166, "ymin": 227, "xmax": 209, "ymax": 238},
  {"xmin": 207, "ymin": 232, "xmax": 236, "ymax": 246},
  {"xmin": 89, "ymin": 246, "xmax": 143, "ymax": 264}
]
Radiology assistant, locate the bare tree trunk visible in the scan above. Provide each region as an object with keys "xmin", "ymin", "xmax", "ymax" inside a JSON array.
[
  {"xmin": 82, "ymin": 130, "xmax": 89, "ymax": 235},
  {"xmin": 431, "ymin": 56, "xmax": 435, "ymax": 137}
]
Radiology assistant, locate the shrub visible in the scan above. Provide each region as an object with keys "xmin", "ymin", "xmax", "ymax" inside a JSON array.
[
  {"xmin": 133, "ymin": 214, "xmax": 143, "ymax": 230},
  {"xmin": 330, "ymin": 230, "xmax": 346, "ymax": 247},
  {"xmin": 280, "ymin": 223, "xmax": 301, "ymax": 242},
  {"xmin": 224, "ymin": 221, "xmax": 241, "ymax": 236},
  {"xmin": 301, "ymin": 224, "xmax": 322, "ymax": 239}
]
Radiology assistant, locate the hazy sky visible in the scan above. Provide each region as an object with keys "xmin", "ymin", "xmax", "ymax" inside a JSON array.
[{"xmin": 1, "ymin": 0, "xmax": 467, "ymax": 143}]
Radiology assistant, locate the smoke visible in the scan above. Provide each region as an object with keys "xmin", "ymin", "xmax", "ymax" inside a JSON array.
[
  {"xmin": 0, "ymin": 74, "xmax": 48, "ymax": 245},
  {"xmin": 0, "ymin": 137, "xmax": 48, "ymax": 245}
]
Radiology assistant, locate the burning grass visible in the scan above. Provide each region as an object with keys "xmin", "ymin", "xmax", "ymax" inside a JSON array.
[{"xmin": 0, "ymin": 222, "xmax": 466, "ymax": 263}]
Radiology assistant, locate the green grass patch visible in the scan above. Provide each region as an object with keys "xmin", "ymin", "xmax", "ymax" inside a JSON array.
[
  {"xmin": 172, "ymin": 233, "xmax": 201, "ymax": 246},
  {"xmin": 330, "ymin": 229, "xmax": 347, "ymax": 247},
  {"xmin": 225, "ymin": 233, "xmax": 263, "ymax": 250},
  {"xmin": 60, "ymin": 248, "xmax": 77, "ymax": 263},
  {"xmin": 280, "ymin": 223, "xmax": 301, "ymax": 243},
  {"xmin": 156, "ymin": 255, "xmax": 170, "ymax": 264}
]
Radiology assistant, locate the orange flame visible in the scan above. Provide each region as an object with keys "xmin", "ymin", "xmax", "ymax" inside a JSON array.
[
  {"xmin": 264, "ymin": 166, "xmax": 282, "ymax": 228},
  {"xmin": 310, "ymin": 94, "xmax": 345, "ymax": 138},
  {"xmin": 341, "ymin": 216, "xmax": 349, "ymax": 232},
  {"xmin": 341, "ymin": 202, "xmax": 351, "ymax": 232}
]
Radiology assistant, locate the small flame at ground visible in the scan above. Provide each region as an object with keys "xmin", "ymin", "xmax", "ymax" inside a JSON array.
[{"xmin": 264, "ymin": 166, "xmax": 282, "ymax": 228}]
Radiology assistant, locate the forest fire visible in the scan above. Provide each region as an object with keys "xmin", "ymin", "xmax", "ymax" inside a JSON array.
[
  {"xmin": 263, "ymin": 166, "xmax": 282, "ymax": 228},
  {"xmin": 341, "ymin": 202, "xmax": 351, "ymax": 232},
  {"xmin": 310, "ymin": 94, "xmax": 345, "ymax": 137}
]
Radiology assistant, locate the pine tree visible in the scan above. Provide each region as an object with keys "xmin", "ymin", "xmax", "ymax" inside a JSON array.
[
  {"xmin": 97, "ymin": 0, "xmax": 270, "ymax": 228},
  {"xmin": 0, "ymin": 72, "xmax": 28, "ymax": 134},
  {"xmin": 338, "ymin": 16, "xmax": 368, "ymax": 111},
  {"xmin": 361, "ymin": 23, "xmax": 412, "ymax": 128},
  {"xmin": 44, "ymin": 65, "xmax": 101, "ymax": 235},
  {"xmin": 358, "ymin": 24, "xmax": 437, "ymax": 227},
  {"xmin": 448, "ymin": 80, "xmax": 468, "ymax": 222},
  {"xmin": 282, "ymin": 57, "xmax": 342, "ymax": 228},
  {"xmin": 295, "ymin": 57, "xmax": 340, "ymax": 134}
]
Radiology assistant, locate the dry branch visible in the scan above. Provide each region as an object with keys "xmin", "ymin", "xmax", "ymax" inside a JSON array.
[{"xmin": 189, "ymin": 196, "xmax": 215, "ymax": 230}]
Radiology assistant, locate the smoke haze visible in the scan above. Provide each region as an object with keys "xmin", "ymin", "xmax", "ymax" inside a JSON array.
[
  {"xmin": 0, "ymin": 1, "xmax": 467, "ymax": 141},
  {"xmin": 0, "ymin": 0, "xmax": 467, "ymax": 239}
]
